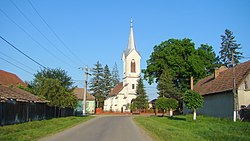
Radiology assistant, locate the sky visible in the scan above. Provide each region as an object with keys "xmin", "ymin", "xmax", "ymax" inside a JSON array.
[{"xmin": 0, "ymin": 0, "xmax": 250, "ymax": 100}]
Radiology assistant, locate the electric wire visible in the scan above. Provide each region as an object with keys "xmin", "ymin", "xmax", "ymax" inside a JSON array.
[
  {"xmin": 0, "ymin": 35, "xmax": 47, "ymax": 69},
  {"xmin": 0, "ymin": 51, "xmax": 36, "ymax": 72},
  {"xmin": 10, "ymin": 0, "xmax": 78, "ymax": 67},
  {"xmin": 0, "ymin": 8, "xmax": 70, "ymax": 67},
  {"xmin": 0, "ymin": 56, "xmax": 33, "ymax": 75},
  {"xmin": 27, "ymin": 0, "xmax": 84, "ymax": 65}
]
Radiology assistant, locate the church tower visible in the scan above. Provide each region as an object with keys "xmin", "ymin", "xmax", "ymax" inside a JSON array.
[{"xmin": 122, "ymin": 19, "xmax": 141, "ymax": 98}]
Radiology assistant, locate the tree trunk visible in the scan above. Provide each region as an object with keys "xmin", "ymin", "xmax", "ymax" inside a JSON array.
[
  {"xmin": 169, "ymin": 109, "xmax": 173, "ymax": 117},
  {"xmin": 193, "ymin": 109, "xmax": 196, "ymax": 120},
  {"xmin": 162, "ymin": 109, "xmax": 165, "ymax": 117}
]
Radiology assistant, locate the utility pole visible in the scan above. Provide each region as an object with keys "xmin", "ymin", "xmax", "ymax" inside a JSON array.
[
  {"xmin": 232, "ymin": 49, "xmax": 237, "ymax": 122},
  {"xmin": 83, "ymin": 65, "xmax": 88, "ymax": 116}
]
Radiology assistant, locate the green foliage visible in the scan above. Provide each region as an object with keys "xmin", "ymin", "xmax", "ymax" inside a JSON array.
[
  {"xmin": 103, "ymin": 65, "xmax": 112, "ymax": 97},
  {"xmin": 133, "ymin": 77, "xmax": 148, "ymax": 111},
  {"xmin": 111, "ymin": 62, "xmax": 120, "ymax": 87},
  {"xmin": 17, "ymin": 84, "xmax": 33, "ymax": 93},
  {"xmin": 219, "ymin": 29, "xmax": 243, "ymax": 67},
  {"xmin": 0, "ymin": 116, "xmax": 94, "ymax": 141},
  {"xmin": 30, "ymin": 68, "xmax": 77, "ymax": 108},
  {"xmin": 143, "ymin": 38, "xmax": 218, "ymax": 92},
  {"xmin": 134, "ymin": 115, "xmax": 250, "ymax": 141},
  {"xmin": 183, "ymin": 90, "xmax": 203, "ymax": 110},
  {"xmin": 155, "ymin": 97, "xmax": 178, "ymax": 115},
  {"xmin": 157, "ymin": 66, "xmax": 182, "ymax": 100},
  {"xmin": 89, "ymin": 61, "xmax": 105, "ymax": 108},
  {"xmin": 197, "ymin": 44, "xmax": 219, "ymax": 76}
]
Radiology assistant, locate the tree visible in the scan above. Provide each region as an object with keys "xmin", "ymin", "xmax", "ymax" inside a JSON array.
[
  {"xmin": 133, "ymin": 77, "xmax": 148, "ymax": 112},
  {"xmin": 183, "ymin": 90, "xmax": 204, "ymax": 120},
  {"xmin": 166, "ymin": 98, "xmax": 178, "ymax": 117},
  {"xmin": 89, "ymin": 61, "xmax": 105, "ymax": 108},
  {"xmin": 155, "ymin": 97, "xmax": 168, "ymax": 116},
  {"xmin": 111, "ymin": 62, "xmax": 120, "ymax": 87},
  {"xmin": 155, "ymin": 97, "xmax": 178, "ymax": 117},
  {"xmin": 219, "ymin": 29, "xmax": 243, "ymax": 67},
  {"xmin": 197, "ymin": 44, "xmax": 219, "ymax": 76},
  {"xmin": 143, "ymin": 38, "xmax": 217, "ymax": 93},
  {"xmin": 157, "ymin": 66, "xmax": 181, "ymax": 100},
  {"xmin": 103, "ymin": 65, "xmax": 112, "ymax": 97},
  {"xmin": 29, "ymin": 68, "xmax": 77, "ymax": 108}
]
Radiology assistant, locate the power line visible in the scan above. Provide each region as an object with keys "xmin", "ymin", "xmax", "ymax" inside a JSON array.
[
  {"xmin": 10, "ymin": 0, "xmax": 78, "ymax": 67},
  {"xmin": 0, "ymin": 35, "xmax": 47, "ymax": 69},
  {"xmin": 27, "ymin": 0, "xmax": 84, "ymax": 65},
  {"xmin": 0, "ymin": 56, "xmax": 33, "ymax": 75},
  {"xmin": 0, "ymin": 51, "xmax": 36, "ymax": 72},
  {"xmin": 0, "ymin": 8, "xmax": 73, "ymax": 67}
]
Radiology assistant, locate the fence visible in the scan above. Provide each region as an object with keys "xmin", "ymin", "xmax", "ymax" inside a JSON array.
[{"xmin": 0, "ymin": 100, "xmax": 75, "ymax": 126}]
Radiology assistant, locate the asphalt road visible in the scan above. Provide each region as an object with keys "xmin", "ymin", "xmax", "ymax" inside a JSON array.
[{"xmin": 39, "ymin": 115, "xmax": 153, "ymax": 141}]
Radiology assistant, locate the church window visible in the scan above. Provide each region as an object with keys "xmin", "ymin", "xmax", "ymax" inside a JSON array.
[
  {"xmin": 132, "ymin": 84, "xmax": 135, "ymax": 89},
  {"xmin": 131, "ymin": 59, "xmax": 136, "ymax": 73}
]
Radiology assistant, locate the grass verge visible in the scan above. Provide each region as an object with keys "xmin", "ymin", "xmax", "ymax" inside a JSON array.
[
  {"xmin": 0, "ymin": 116, "xmax": 94, "ymax": 141},
  {"xmin": 134, "ymin": 115, "xmax": 250, "ymax": 141}
]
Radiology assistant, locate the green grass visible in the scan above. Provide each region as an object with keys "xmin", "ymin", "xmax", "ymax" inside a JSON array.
[
  {"xmin": 134, "ymin": 115, "xmax": 250, "ymax": 141},
  {"xmin": 0, "ymin": 116, "xmax": 94, "ymax": 141}
]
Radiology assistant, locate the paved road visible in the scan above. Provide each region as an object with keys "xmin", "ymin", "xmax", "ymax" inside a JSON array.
[{"xmin": 39, "ymin": 115, "xmax": 153, "ymax": 141}]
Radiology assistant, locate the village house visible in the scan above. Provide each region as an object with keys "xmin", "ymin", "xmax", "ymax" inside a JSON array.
[
  {"xmin": 104, "ymin": 19, "xmax": 141, "ymax": 112},
  {"xmin": 73, "ymin": 88, "xmax": 95, "ymax": 114},
  {"xmin": 0, "ymin": 70, "xmax": 48, "ymax": 125},
  {"xmin": 190, "ymin": 60, "xmax": 250, "ymax": 118}
]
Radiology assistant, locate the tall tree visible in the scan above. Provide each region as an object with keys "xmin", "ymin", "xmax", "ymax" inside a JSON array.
[
  {"xmin": 133, "ymin": 77, "xmax": 148, "ymax": 112},
  {"xmin": 157, "ymin": 66, "xmax": 181, "ymax": 100},
  {"xmin": 143, "ymin": 38, "xmax": 218, "ymax": 92},
  {"xmin": 89, "ymin": 61, "xmax": 104, "ymax": 108},
  {"xmin": 29, "ymin": 68, "xmax": 77, "ymax": 108},
  {"xmin": 197, "ymin": 44, "xmax": 219, "ymax": 76},
  {"xmin": 103, "ymin": 65, "xmax": 112, "ymax": 97},
  {"xmin": 111, "ymin": 62, "xmax": 120, "ymax": 87},
  {"xmin": 219, "ymin": 29, "xmax": 243, "ymax": 67}
]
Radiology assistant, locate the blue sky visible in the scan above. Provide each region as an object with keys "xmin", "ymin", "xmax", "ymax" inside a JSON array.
[{"xmin": 1, "ymin": 0, "xmax": 250, "ymax": 100}]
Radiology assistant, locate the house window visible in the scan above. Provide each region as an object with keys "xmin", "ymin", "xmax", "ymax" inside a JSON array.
[
  {"xmin": 132, "ymin": 84, "xmax": 135, "ymax": 89},
  {"xmin": 131, "ymin": 59, "xmax": 136, "ymax": 73}
]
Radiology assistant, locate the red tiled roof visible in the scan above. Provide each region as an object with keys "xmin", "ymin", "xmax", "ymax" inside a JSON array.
[
  {"xmin": 0, "ymin": 85, "xmax": 47, "ymax": 103},
  {"xmin": 108, "ymin": 82, "xmax": 124, "ymax": 96},
  {"xmin": 73, "ymin": 88, "xmax": 95, "ymax": 100},
  {"xmin": 194, "ymin": 60, "xmax": 250, "ymax": 95},
  {"xmin": 0, "ymin": 70, "xmax": 27, "ymax": 87}
]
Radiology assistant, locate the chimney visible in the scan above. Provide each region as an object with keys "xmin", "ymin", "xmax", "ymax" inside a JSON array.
[
  {"xmin": 214, "ymin": 66, "xmax": 228, "ymax": 78},
  {"xmin": 190, "ymin": 76, "xmax": 194, "ymax": 90}
]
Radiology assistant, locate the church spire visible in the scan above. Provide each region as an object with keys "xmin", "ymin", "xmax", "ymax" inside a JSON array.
[{"xmin": 127, "ymin": 18, "xmax": 136, "ymax": 51}]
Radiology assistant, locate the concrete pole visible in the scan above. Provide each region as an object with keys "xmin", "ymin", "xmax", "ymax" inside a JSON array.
[
  {"xmin": 232, "ymin": 50, "xmax": 237, "ymax": 122},
  {"xmin": 83, "ymin": 66, "xmax": 88, "ymax": 116}
]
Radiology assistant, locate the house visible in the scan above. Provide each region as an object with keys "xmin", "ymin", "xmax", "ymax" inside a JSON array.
[
  {"xmin": 73, "ymin": 88, "xmax": 95, "ymax": 114},
  {"xmin": 104, "ymin": 19, "xmax": 141, "ymax": 112},
  {"xmin": 0, "ymin": 70, "xmax": 27, "ymax": 87},
  {"xmin": 190, "ymin": 60, "xmax": 250, "ymax": 118},
  {"xmin": 0, "ymin": 70, "xmax": 48, "ymax": 125}
]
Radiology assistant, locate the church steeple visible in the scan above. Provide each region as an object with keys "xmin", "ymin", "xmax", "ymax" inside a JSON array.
[{"xmin": 125, "ymin": 18, "xmax": 136, "ymax": 56}]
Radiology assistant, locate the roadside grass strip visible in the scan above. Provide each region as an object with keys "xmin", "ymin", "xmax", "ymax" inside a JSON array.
[
  {"xmin": 0, "ymin": 116, "xmax": 94, "ymax": 141},
  {"xmin": 133, "ymin": 115, "xmax": 250, "ymax": 141}
]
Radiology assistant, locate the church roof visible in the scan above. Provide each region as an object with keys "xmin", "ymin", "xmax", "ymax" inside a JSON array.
[
  {"xmin": 123, "ymin": 19, "xmax": 140, "ymax": 57},
  {"xmin": 108, "ymin": 82, "xmax": 124, "ymax": 97}
]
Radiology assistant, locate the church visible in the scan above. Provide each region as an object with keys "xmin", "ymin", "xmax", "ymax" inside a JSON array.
[{"xmin": 104, "ymin": 19, "xmax": 141, "ymax": 112}]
